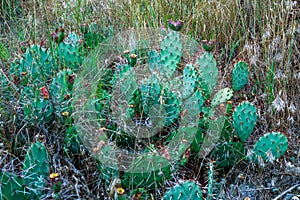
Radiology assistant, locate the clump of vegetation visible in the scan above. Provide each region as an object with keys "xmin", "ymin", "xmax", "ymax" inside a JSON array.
[{"xmin": 0, "ymin": 0, "xmax": 299, "ymax": 199}]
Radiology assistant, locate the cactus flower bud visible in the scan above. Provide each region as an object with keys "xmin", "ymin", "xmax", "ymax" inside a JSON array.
[
  {"xmin": 201, "ymin": 39, "xmax": 216, "ymax": 52},
  {"xmin": 167, "ymin": 19, "xmax": 184, "ymax": 31},
  {"xmin": 40, "ymin": 86, "xmax": 49, "ymax": 99}
]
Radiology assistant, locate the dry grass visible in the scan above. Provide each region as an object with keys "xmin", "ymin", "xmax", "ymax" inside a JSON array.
[{"xmin": 0, "ymin": 0, "xmax": 299, "ymax": 199}]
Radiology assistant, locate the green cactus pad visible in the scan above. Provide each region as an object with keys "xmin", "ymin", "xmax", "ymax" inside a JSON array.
[
  {"xmin": 64, "ymin": 32, "xmax": 80, "ymax": 47},
  {"xmin": 57, "ymin": 42, "xmax": 83, "ymax": 72},
  {"xmin": 162, "ymin": 181, "xmax": 203, "ymax": 200},
  {"xmin": 0, "ymin": 172, "xmax": 29, "ymax": 200},
  {"xmin": 167, "ymin": 126, "xmax": 198, "ymax": 157},
  {"xmin": 96, "ymin": 143, "xmax": 119, "ymax": 185},
  {"xmin": 23, "ymin": 141, "xmax": 49, "ymax": 179},
  {"xmin": 233, "ymin": 101, "xmax": 258, "ymax": 142},
  {"xmin": 121, "ymin": 154, "xmax": 171, "ymax": 189},
  {"xmin": 195, "ymin": 52, "xmax": 218, "ymax": 99},
  {"xmin": 163, "ymin": 87, "xmax": 180, "ymax": 125},
  {"xmin": 211, "ymin": 87, "xmax": 233, "ymax": 107},
  {"xmin": 22, "ymin": 141, "xmax": 49, "ymax": 199},
  {"xmin": 251, "ymin": 132, "xmax": 288, "ymax": 162},
  {"xmin": 50, "ymin": 69, "xmax": 75, "ymax": 123},
  {"xmin": 210, "ymin": 141, "xmax": 245, "ymax": 168},
  {"xmin": 182, "ymin": 64, "xmax": 197, "ymax": 99},
  {"xmin": 0, "ymin": 142, "xmax": 50, "ymax": 200},
  {"xmin": 147, "ymin": 49, "xmax": 162, "ymax": 73},
  {"xmin": 232, "ymin": 61, "xmax": 249, "ymax": 91},
  {"xmin": 20, "ymin": 86, "xmax": 54, "ymax": 124},
  {"xmin": 10, "ymin": 44, "xmax": 55, "ymax": 85},
  {"xmin": 160, "ymin": 30, "xmax": 182, "ymax": 78},
  {"xmin": 64, "ymin": 125, "xmax": 83, "ymax": 155}
]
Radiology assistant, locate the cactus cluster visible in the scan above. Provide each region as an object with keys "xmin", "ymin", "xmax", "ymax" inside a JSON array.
[
  {"xmin": 10, "ymin": 44, "xmax": 56, "ymax": 86},
  {"xmin": 0, "ymin": 141, "xmax": 49, "ymax": 200},
  {"xmin": 87, "ymin": 23, "xmax": 290, "ymax": 198},
  {"xmin": 91, "ymin": 26, "xmax": 237, "ymax": 195},
  {"xmin": 7, "ymin": 31, "xmax": 82, "ymax": 128},
  {"xmin": 0, "ymin": 19, "xmax": 291, "ymax": 199},
  {"xmin": 211, "ymin": 99, "xmax": 288, "ymax": 168}
]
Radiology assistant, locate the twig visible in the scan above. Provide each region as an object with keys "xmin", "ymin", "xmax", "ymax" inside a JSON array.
[
  {"xmin": 273, "ymin": 183, "xmax": 300, "ymax": 200},
  {"xmin": 0, "ymin": 67, "xmax": 19, "ymax": 94}
]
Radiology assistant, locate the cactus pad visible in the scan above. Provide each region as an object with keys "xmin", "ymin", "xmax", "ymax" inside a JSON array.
[
  {"xmin": 0, "ymin": 142, "xmax": 50, "ymax": 200},
  {"xmin": 195, "ymin": 52, "xmax": 218, "ymax": 99},
  {"xmin": 160, "ymin": 30, "xmax": 182, "ymax": 79},
  {"xmin": 232, "ymin": 61, "xmax": 249, "ymax": 91},
  {"xmin": 251, "ymin": 132, "xmax": 288, "ymax": 162},
  {"xmin": 121, "ymin": 154, "xmax": 171, "ymax": 189},
  {"xmin": 0, "ymin": 172, "xmax": 28, "ymax": 200},
  {"xmin": 210, "ymin": 141, "xmax": 245, "ymax": 168},
  {"xmin": 57, "ymin": 42, "xmax": 82, "ymax": 72},
  {"xmin": 20, "ymin": 86, "xmax": 54, "ymax": 124},
  {"xmin": 211, "ymin": 87, "xmax": 233, "ymax": 107},
  {"xmin": 233, "ymin": 101, "xmax": 258, "ymax": 142},
  {"xmin": 10, "ymin": 44, "xmax": 54, "ymax": 85},
  {"xmin": 162, "ymin": 181, "xmax": 203, "ymax": 200},
  {"xmin": 23, "ymin": 141, "xmax": 49, "ymax": 173}
]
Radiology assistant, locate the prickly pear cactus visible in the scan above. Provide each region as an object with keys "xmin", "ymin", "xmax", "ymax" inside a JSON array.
[
  {"xmin": 195, "ymin": 52, "xmax": 218, "ymax": 99},
  {"xmin": 210, "ymin": 141, "xmax": 246, "ymax": 168},
  {"xmin": 64, "ymin": 125, "xmax": 83, "ymax": 155},
  {"xmin": 50, "ymin": 69, "xmax": 75, "ymax": 124},
  {"xmin": 57, "ymin": 41, "xmax": 82, "ymax": 72},
  {"xmin": 233, "ymin": 101, "xmax": 258, "ymax": 142},
  {"xmin": 20, "ymin": 86, "xmax": 54, "ymax": 124},
  {"xmin": 251, "ymin": 132, "xmax": 288, "ymax": 162},
  {"xmin": 10, "ymin": 44, "xmax": 55, "ymax": 86},
  {"xmin": 160, "ymin": 30, "xmax": 182, "ymax": 79},
  {"xmin": 211, "ymin": 87, "xmax": 233, "ymax": 107},
  {"xmin": 75, "ymin": 26, "xmax": 257, "ymax": 197},
  {"xmin": 121, "ymin": 154, "xmax": 171, "ymax": 189},
  {"xmin": 147, "ymin": 49, "xmax": 162, "ymax": 72},
  {"xmin": 232, "ymin": 61, "xmax": 249, "ymax": 91},
  {"xmin": 64, "ymin": 32, "xmax": 80, "ymax": 47},
  {"xmin": 0, "ymin": 141, "xmax": 49, "ymax": 200},
  {"xmin": 23, "ymin": 142, "xmax": 49, "ymax": 183},
  {"xmin": 162, "ymin": 181, "xmax": 203, "ymax": 200},
  {"xmin": 23, "ymin": 141, "xmax": 49, "ymax": 199},
  {"xmin": 0, "ymin": 172, "xmax": 28, "ymax": 200}
]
